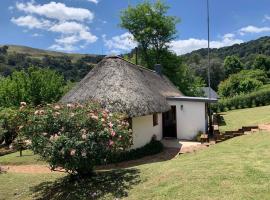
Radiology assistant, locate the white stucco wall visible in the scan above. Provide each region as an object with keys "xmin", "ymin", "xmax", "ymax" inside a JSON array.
[
  {"xmin": 131, "ymin": 113, "xmax": 162, "ymax": 149},
  {"xmin": 167, "ymin": 100, "xmax": 206, "ymax": 140}
]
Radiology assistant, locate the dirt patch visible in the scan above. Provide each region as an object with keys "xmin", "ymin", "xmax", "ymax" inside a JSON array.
[
  {"xmin": 0, "ymin": 165, "xmax": 64, "ymax": 174},
  {"xmin": 0, "ymin": 148, "xmax": 180, "ymax": 173},
  {"xmin": 259, "ymin": 124, "xmax": 270, "ymax": 131}
]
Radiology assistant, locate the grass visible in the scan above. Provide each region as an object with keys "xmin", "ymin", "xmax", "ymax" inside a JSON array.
[
  {"xmin": 1, "ymin": 132, "xmax": 270, "ymax": 199},
  {"xmin": 0, "ymin": 150, "xmax": 45, "ymax": 165},
  {"xmin": 219, "ymin": 105, "xmax": 270, "ymax": 132}
]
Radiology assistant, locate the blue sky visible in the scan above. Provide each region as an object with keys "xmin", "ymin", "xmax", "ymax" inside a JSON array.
[{"xmin": 0, "ymin": 0, "xmax": 270, "ymax": 55}]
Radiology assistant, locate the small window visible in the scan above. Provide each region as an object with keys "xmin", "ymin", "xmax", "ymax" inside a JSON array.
[{"xmin": 153, "ymin": 113, "xmax": 158, "ymax": 126}]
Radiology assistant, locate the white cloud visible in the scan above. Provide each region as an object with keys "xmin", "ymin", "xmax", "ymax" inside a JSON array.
[
  {"xmin": 49, "ymin": 21, "xmax": 97, "ymax": 44},
  {"xmin": 87, "ymin": 0, "xmax": 99, "ymax": 4},
  {"xmin": 239, "ymin": 25, "xmax": 270, "ymax": 35},
  {"xmin": 103, "ymin": 32, "xmax": 137, "ymax": 53},
  {"xmin": 11, "ymin": 15, "xmax": 52, "ymax": 29},
  {"xmin": 170, "ymin": 34, "xmax": 243, "ymax": 55},
  {"xmin": 16, "ymin": 1, "xmax": 94, "ymax": 22},
  {"xmin": 11, "ymin": 1, "xmax": 98, "ymax": 52},
  {"xmin": 32, "ymin": 33, "xmax": 42, "ymax": 37},
  {"xmin": 263, "ymin": 14, "xmax": 270, "ymax": 22},
  {"xmin": 49, "ymin": 44, "xmax": 77, "ymax": 51}
]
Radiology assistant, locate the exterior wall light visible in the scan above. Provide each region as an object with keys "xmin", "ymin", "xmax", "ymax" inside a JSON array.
[{"xmin": 181, "ymin": 105, "xmax": 184, "ymax": 110}]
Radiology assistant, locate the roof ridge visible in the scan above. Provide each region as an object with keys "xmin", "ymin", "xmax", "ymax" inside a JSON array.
[{"xmin": 104, "ymin": 55, "xmax": 158, "ymax": 74}]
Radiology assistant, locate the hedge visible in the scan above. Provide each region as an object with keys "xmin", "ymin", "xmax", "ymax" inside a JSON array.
[
  {"xmin": 108, "ymin": 136, "xmax": 163, "ymax": 164},
  {"xmin": 212, "ymin": 87, "xmax": 270, "ymax": 112}
]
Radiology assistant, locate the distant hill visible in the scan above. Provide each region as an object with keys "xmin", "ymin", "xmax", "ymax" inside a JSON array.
[
  {"xmin": 0, "ymin": 45, "xmax": 105, "ymax": 81},
  {"xmin": 182, "ymin": 36, "xmax": 270, "ymax": 65},
  {"xmin": 5, "ymin": 45, "xmax": 100, "ymax": 62},
  {"xmin": 181, "ymin": 36, "xmax": 270, "ymax": 90}
]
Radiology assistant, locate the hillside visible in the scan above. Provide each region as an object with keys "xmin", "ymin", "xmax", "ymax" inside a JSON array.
[
  {"xmin": 182, "ymin": 36, "xmax": 270, "ymax": 63},
  {"xmin": 0, "ymin": 45, "xmax": 105, "ymax": 81},
  {"xmin": 181, "ymin": 36, "xmax": 270, "ymax": 90},
  {"xmin": 1, "ymin": 36, "xmax": 269, "ymax": 85}
]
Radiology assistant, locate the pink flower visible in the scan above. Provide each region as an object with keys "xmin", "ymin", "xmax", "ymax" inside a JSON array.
[
  {"xmin": 109, "ymin": 140, "xmax": 114, "ymax": 146},
  {"xmin": 110, "ymin": 130, "xmax": 116, "ymax": 137},
  {"xmin": 80, "ymin": 129, "xmax": 87, "ymax": 134},
  {"xmin": 70, "ymin": 149, "xmax": 76, "ymax": 156},
  {"xmin": 108, "ymin": 122, "xmax": 113, "ymax": 128},
  {"xmin": 91, "ymin": 115, "xmax": 98, "ymax": 120},
  {"xmin": 54, "ymin": 112, "xmax": 60, "ymax": 116},
  {"xmin": 20, "ymin": 102, "xmax": 27, "ymax": 106},
  {"xmin": 82, "ymin": 133, "xmax": 87, "ymax": 140},
  {"xmin": 67, "ymin": 103, "xmax": 75, "ymax": 108},
  {"xmin": 39, "ymin": 110, "xmax": 45, "ymax": 115},
  {"xmin": 54, "ymin": 105, "xmax": 61, "ymax": 110}
]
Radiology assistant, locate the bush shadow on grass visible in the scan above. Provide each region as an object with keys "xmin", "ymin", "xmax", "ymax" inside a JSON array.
[{"xmin": 30, "ymin": 168, "xmax": 140, "ymax": 200}]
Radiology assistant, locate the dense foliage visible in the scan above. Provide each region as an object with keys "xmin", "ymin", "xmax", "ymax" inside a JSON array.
[
  {"xmin": 0, "ymin": 105, "xmax": 31, "ymax": 145},
  {"xmin": 182, "ymin": 36, "xmax": 270, "ymax": 89},
  {"xmin": 20, "ymin": 102, "xmax": 132, "ymax": 175},
  {"xmin": 0, "ymin": 45, "xmax": 104, "ymax": 81},
  {"xmin": 212, "ymin": 86, "xmax": 270, "ymax": 112},
  {"xmin": 120, "ymin": 0, "xmax": 179, "ymax": 66},
  {"xmin": 224, "ymin": 55, "xmax": 243, "ymax": 77},
  {"xmin": 0, "ymin": 67, "xmax": 65, "ymax": 107},
  {"xmin": 253, "ymin": 54, "xmax": 270, "ymax": 77},
  {"xmin": 120, "ymin": 1, "xmax": 203, "ymax": 96},
  {"xmin": 108, "ymin": 136, "xmax": 163, "ymax": 163},
  {"xmin": 218, "ymin": 70, "xmax": 268, "ymax": 98}
]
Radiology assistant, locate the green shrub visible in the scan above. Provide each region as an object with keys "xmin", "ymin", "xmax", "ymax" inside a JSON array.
[
  {"xmin": 212, "ymin": 87, "xmax": 270, "ymax": 112},
  {"xmin": 108, "ymin": 135, "xmax": 163, "ymax": 163},
  {"xmin": 218, "ymin": 69, "xmax": 267, "ymax": 98},
  {"xmin": 0, "ymin": 67, "xmax": 65, "ymax": 107},
  {"xmin": 0, "ymin": 105, "xmax": 31, "ymax": 145},
  {"xmin": 20, "ymin": 102, "xmax": 132, "ymax": 176}
]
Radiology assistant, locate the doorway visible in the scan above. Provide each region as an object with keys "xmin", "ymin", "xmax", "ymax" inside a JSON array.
[{"xmin": 162, "ymin": 105, "xmax": 177, "ymax": 138}]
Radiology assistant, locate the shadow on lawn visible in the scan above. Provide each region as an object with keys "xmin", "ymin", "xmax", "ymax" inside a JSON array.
[
  {"xmin": 218, "ymin": 114, "xmax": 227, "ymax": 126},
  {"xmin": 31, "ymin": 168, "xmax": 140, "ymax": 200}
]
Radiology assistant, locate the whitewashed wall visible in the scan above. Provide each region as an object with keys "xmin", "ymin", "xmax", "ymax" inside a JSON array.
[
  {"xmin": 167, "ymin": 100, "xmax": 206, "ymax": 140},
  {"xmin": 131, "ymin": 113, "xmax": 162, "ymax": 149}
]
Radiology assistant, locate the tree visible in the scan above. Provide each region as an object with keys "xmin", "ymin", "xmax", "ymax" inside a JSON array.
[
  {"xmin": 218, "ymin": 69, "xmax": 267, "ymax": 98},
  {"xmin": 120, "ymin": 0, "xmax": 179, "ymax": 67},
  {"xmin": 0, "ymin": 67, "xmax": 65, "ymax": 107},
  {"xmin": 224, "ymin": 55, "xmax": 243, "ymax": 77},
  {"xmin": 253, "ymin": 55, "xmax": 270, "ymax": 76}
]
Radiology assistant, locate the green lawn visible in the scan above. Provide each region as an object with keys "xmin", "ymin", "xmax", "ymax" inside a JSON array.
[
  {"xmin": 1, "ymin": 132, "xmax": 270, "ymax": 199},
  {"xmin": 0, "ymin": 150, "xmax": 45, "ymax": 166},
  {"xmin": 219, "ymin": 105, "xmax": 270, "ymax": 132}
]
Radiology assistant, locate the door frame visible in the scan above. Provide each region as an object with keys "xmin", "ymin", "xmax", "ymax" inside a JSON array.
[{"xmin": 162, "ymin": 105, "xmax": 177, "ymax": 138}]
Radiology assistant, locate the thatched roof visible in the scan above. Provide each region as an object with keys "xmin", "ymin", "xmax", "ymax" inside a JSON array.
[{"xmin": 60, "ymin": 56, "xmax": 183, "ymax": 117}]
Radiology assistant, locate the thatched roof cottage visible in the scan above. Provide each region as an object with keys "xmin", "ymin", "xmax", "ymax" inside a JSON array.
[{"xmin": 61, "ymin": 56, "xmax": 217, "ymax": 148}]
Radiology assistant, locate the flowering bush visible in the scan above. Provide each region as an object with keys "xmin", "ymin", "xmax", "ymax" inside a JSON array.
[
  {"xmin": 20, "ymin": 102, "xmax": 132, "ymax": 175},
  {"xmin": 0, "ymin": 103, "xmax": 31, "ymax": 145}
]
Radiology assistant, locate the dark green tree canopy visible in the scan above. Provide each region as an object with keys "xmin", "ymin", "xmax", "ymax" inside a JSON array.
[
  {"xmin": 224, "ymin": 55, "xmax": 243, "ymax": 77},
  {"xmin": 253, "ymin": 54, "xmax": 270, "ymax": 75},
  {"xmin": 218, "ymin": 69, "xmax": 268, "ymax": 98},
  {"xmin": 120, "ymin": 0, "xmax": 179, "ymax": 66}
]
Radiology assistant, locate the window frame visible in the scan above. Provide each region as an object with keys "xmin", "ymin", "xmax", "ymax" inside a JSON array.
[{"xmin": 153, "ymin": 113, "xmax": 158, "ymax": 126}]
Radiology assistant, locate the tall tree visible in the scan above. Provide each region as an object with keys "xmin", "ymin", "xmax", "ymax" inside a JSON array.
[
  {"xmin": 120, "ymin": 0, "xmax": 179, "ymax": 67},
  {"xmin": 224, "ymin": 55, "xmax": 243, "ymax": 77},
  {"xmin": 253, "ymin": 54, "xmax": 270, "ymax": 76}
]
